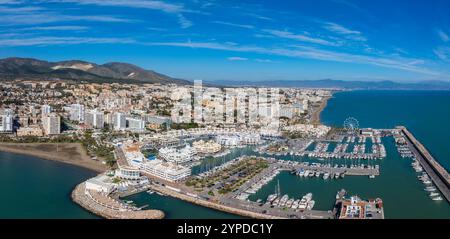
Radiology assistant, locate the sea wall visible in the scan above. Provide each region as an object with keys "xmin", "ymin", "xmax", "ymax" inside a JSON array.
[
  {"xmin": 72, "ymin": 183, "xmax": 165, "ymax": 219},
  {"xmin": 149, "ymin": 185, "xmax": 284, "ymax": 219}
]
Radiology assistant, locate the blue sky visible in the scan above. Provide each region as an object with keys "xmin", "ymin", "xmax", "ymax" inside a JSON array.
[{"xmin": 1, "ymin": 0, "xmax": 450, "ymax": 82}]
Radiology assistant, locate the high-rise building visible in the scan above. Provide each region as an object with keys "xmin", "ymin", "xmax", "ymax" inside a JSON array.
[
  {"xmin": 113, "ymin": 112, "xmax": 126, "ymax": 131},
  {"xmin": 68, "ymin": 104, "xmax": 85, "ymax": 122},
  {"xmin": 41, "ymin": 104, "xmax": 52, "ymax": 115},
  {"xmin": 85, "ymin": 109, "xmax": 104, "ymax": 129},
  {"xmin": 0, "ymin": 109, "xmax": 13, "ymax": 133},
  {"xmin": 126, "ymin": 117, "xmax": 145, "ymax": 131},
  {"xmin": 42, "ymin": 113, "xmax": 61, "ymax": 135}
]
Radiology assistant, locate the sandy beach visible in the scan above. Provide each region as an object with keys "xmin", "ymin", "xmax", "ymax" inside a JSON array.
[
  {"xmin": 311, "ymin": 96, "xmax": 331, "ymax": 125},
  {"xmin": 0, "ymin": 143, "xmax": 108, "ymax": 173}
]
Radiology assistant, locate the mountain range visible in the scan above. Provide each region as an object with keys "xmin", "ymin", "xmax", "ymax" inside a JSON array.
[
  {"xmin": 0, "ymin": 57, "xmax": 189, "ymax": 84},
  {"xmin": 2, "ymin": 57, "xmax": 450, "ymax": 90},
  {"xmin": 209, "ymin": 79, "xmax": 450, "ymax": 90}
]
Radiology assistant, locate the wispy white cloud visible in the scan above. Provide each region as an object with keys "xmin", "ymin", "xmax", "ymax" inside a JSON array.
[
  {"xmin": 0, "ymin": 36, "xmax": 134, "ymax": 46},
  {"xmin": 147, "ymin": 27, "xmax": 167, "ymax": 31},
  {"xmin": 0, "ymin": 6, "xmax": 44, "ymax": 13},
  {"xmin": 434, "ymin": 47, "xmax": 450, "ymax": 61},
  {"xmin": 436, "ymin": 29, "xmax": 449, "ymax": 42},
  {"xmin": 42, "ymin": 0, "xmax": 195, "ymax": 28},
  {"xmin": 244, "ymin": 13, "xmax": 273, "ymax": 21},
  {"xmin": 0, "ymin": 0, "xmax": 24, "ymax": 4},
  {"xmin": 262, "ymin": 29, "xmax": 339, "ymax": 46},
  {"xmin": 255, "ymin": 58, "xmax": 274, "ymax": 63},
  {"xmin": 18, "ymin": 25, "xmax": 89, "ymax": 31},
  {"xmin": 0, "ymin": 13, "xmax": 130, "ymax": 25},
  {"xmin": 323, "ymin": 22, "xmax": 366, "ymax": 41},
  {"xmin": 227, "ymin": 56, "xmax": 248, "ymax": 61},
  {"xmin": 212, "ymin": 21, "xmax": 254, "ymax": 29},
  {"xmin": 148, "ymin": 41, "xmax": 440, "ymax": 76}
]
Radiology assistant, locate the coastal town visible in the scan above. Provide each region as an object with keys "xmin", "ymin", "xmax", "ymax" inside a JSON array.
[{"xmin": 1, "ymin": 79, "xmax": 449, "ymax": 219}]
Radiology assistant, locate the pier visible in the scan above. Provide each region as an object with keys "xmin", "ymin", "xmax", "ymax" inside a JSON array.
[
  {"xmin": 72, "ymin": 183, "xmax": 165, "ymax": 219},
  {"xmin": 271, "ymin": 159, "xmax": 379, "ymax": 176},
  {"xmin": 399, "ymin": 126, "xmax": 450, "ymax": 202}
]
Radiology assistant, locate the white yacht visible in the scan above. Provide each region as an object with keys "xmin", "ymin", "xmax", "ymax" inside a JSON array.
[
  {"xmin": 429, "ymin": 192, "xmax": 440, "ymax": 197},
  {"xmin": 307, "ymin": 200, "xmax": 315, "ymax": 210},
  {"xmin": 286, "ymin": 199, "xmax": 294, "ymax": 208},
  {"xmin": 292, "ymin": 199, "xmax": 300, "ymax": 209},
  {"xmin": 279, "ymin": 194, "xmax": 289, "ymax": 207}
]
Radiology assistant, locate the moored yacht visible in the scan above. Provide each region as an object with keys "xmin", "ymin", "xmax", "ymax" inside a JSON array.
[{"xmin": 279, "ymin": 194, "xmax": 289, "ymax": 207}]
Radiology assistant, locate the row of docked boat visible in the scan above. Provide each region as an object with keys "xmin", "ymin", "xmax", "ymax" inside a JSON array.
[
  {"xmin": 414, "ymin": 161, "xmax": 443, "ymax": 201},
  {"xmin": 344, "ymin": 136, "xmax": 356, "ymax": 143},
  {"xmin": 265, "ymin": 193, "xmax": 315, "ymax": 210},
  {"xmin": 397, "ymin": 145, "xmax": 414, "ymax": 158},
  {"xmin": 412, "ymin": 160, "xmax": 423, "ymax": 173},
  {"xmin": 333, "ymin": 143, "xmax": 348, "ymax": 154},
  {"xmin": 306, "ymin": 144, "xmax": 385, "ymax": 160},
  {"xmin": 313, "ymin": 142, "xmax": 329, "ymax": 154},
  {"xmin": 295, "ymin": 168, "xmax": 345, "ymax": 180},
  {"xmin": 244, "ymin": 169, "xmax": 280, "ymax": 195}
]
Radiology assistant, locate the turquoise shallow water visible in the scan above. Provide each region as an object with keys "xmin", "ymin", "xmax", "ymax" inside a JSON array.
[
  {"xmin": 1, "ymin": 90, "xmax": 449, "ymax": 218},
  {"xmin": 0, "ymin": 152, "xmax": 99, "ymax": 219}
]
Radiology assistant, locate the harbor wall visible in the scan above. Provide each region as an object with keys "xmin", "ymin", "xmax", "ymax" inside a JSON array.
[
  {"xmin": 71, "ymin": 183, "xmax": 165, "ymax": 219},
  {"xmin": 401, "ymin": 127, "xmax": 450, "ymax": 187},
  {"xmin": 400, "ymin": 127, "xmax": 450, "ymax": 202},
  {"xmin": 148, "ymin": 185, "xmax": 285, "ymax": 219}
]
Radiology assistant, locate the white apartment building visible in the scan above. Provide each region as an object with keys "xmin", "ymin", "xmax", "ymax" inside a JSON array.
[
  {"xmin": 85, "ymin": 109, "xmax": 104, "ymax": 129},
  {"xmin": 0, "ymin": 109, "xmax": 13, "ymax": 133},
  {"xmin": 41, "ymin": 104, "xmax": 52, "ymax": 116},
  {"xmin": 68, "ymin": 104, "xmax": 85, "ymax": 122},
  {"xmin": 42, "ymin": 113, "xmax": 61, "ymax": 135},
  {"xmin": 113, "ymin": 112, "xmax": 126, "ymax": 131},
  {"xmin": 126, "ymin": 117, "xmax": 145, "ymax": 132}
]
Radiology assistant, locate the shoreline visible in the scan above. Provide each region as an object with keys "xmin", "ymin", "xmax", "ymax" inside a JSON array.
[
  {"xmin": 0, "ymin": 142, "xmax": 107, "ymax": 173},
  {"xmin": 311, "ymin": 95, "xmax": 331, "ymax": 125}
]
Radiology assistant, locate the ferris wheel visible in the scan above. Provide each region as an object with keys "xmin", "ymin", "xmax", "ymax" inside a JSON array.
[{"xmin": 343, "ymin": 117, "xmax": 359, "ymax": 134}]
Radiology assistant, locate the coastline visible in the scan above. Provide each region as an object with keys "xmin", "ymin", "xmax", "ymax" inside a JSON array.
[
  {"xmin": 0, "ymin": 143, "xmax": 107, "ymax": 173},
  {"xmin": 311, "ymin": 95, "xmax": 331, "ymax": 125}
]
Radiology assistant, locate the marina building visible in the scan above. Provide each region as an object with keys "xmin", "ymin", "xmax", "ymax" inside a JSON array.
[
  {"xmin": 85, "ymin": 174, "xmax": 115, "ymax": 194},
  {"xmin": 215, "ymin": 135, "xmax": 240, "ymax": 147},
  {"xmin": 215, "ymin": 133, "xmax": 262, "ymax": 147},
  {"xmin": 338, "ymin": 196, "xmax": 384, "ymax": 219},
  {"xmin": 116, "ymin": 166, "xmax": 141, "ymax": 180},
  {"xmin": 142, "ymin": 159, "xmax": 191, "ymax": 182},
  {"xmin": 192, "ymin": 140, "xmax": 222, "ymax": 154},
  {"xmin": 158, "ymin": 145, "xmax": 196, "ymax": 164},
  {"xmin": 42, "ymin": 113, "xmax": 61, "ymax": 135}
]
